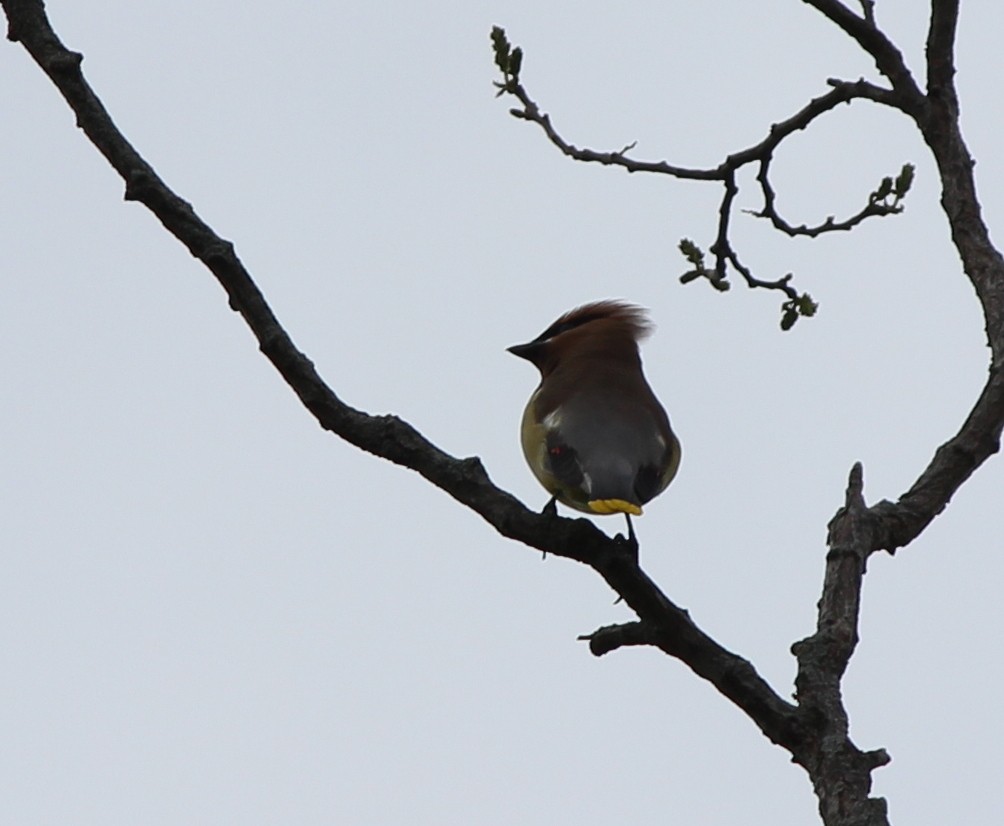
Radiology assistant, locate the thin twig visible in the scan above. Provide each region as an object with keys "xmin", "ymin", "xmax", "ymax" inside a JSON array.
[{"xmin": 499, "ymin": 63, "xmax": 911, "ymax": 311}]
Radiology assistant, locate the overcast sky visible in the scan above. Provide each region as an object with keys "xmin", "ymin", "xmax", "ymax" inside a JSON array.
[{"xmin": 2, "ymin": 2, "xmax": 1003, "ymax": 824}]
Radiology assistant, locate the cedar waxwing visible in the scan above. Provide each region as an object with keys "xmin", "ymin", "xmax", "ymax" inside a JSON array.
[{"xmin": 508, "ymin": 300, "xmax": 681, "ymax": 536}]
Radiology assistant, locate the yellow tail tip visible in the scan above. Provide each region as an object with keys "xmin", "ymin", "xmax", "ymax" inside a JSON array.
[{"xmin": 588, "ymin": 499, "xmax": 642, "ymax": 516}]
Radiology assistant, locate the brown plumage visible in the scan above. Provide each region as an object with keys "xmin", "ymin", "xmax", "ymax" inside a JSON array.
[{"xmin": 508, "ymin": 300, "xmax": 680, "ymax": 533}]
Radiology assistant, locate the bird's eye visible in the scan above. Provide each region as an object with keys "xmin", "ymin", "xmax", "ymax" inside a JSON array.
[
  {"xmin": 537, "ymin": 311, "xmax": 608, "ymax": 343},
  {"xmin": 538, "ymin": 319, "xmax": 579, "ymax": 342},
  {"xmin": 536, "ymin": 321, "xmax": 571, "ymax": 342}
]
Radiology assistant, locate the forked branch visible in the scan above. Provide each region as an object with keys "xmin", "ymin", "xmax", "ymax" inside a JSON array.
[
  {"xmin": 490, "ymin": 26, "xmax": 920, "ymax": 330},
  {"xmin": 1, "ymin": 0, "xmax": 805, "ymax": 762},
  {"xmin": 5, "ymin": 3, "xmax": 1004, "ymax": 826}
]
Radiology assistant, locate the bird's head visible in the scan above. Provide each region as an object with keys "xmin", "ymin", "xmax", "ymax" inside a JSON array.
[{"xmin": 507, "ymin": 299, "xmax": 652, "ymax": 377}]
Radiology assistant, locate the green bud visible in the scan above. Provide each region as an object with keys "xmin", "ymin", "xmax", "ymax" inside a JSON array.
[
  {"xmin": 491, "ymin": 26, "xmax": 510, "ymax": 73},
  {"xmin": 780, "ymin": 306, "xmax": 798, "ymax": 331},
  {"xmin": 894, "ymin": 163, "xmax": 915, "ymax": 197},
  {"xmin": 796, "ymin": 293, "xmax": 818, "ymax": 317},
  {"xmin": 678, "ymin": 238, "xmax": 705, "ymax": 268},
  {"xmin": 509, "ymin": 47, "xmax": 523, "ymax": 80}
]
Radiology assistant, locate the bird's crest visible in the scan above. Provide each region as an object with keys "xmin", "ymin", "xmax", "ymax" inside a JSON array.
[{"xmin": 534, "ymin": 300, "xmax": 653, "ymax": 344}]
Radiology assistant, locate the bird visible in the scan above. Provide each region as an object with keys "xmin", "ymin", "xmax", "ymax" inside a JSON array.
[{"xmin": 508, "ymin": 299, "xmax": 680, "ymax": 542}]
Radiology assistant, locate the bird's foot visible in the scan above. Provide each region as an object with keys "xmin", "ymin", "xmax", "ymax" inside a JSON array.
[{"xmin": 616, "ymin": 514, "xmax": 639, "ymax": 564}]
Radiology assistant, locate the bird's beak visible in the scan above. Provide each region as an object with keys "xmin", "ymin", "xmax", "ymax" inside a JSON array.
[{"xmin": 506, "ymin": 341, "xmax": 543, "ymax": 362}]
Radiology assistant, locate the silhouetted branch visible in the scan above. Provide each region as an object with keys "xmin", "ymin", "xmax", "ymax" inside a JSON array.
[
  {"xmin": 802, "ymin": 0, "xmax": 924, "ymax": 107},
  {"xmin": 0, "ymin": 0, "xmax": 805, "ymax": 759},
  {"xmin": 926, "ymin": 0, "xmax": 960, "ymax": 105},
  {"xmin": 860, "ymin": 1, "xmax": 876, "ymax": 27},
  {"xmin": 492, "ymin": 27, "xmax": 913, "ymax": 329},
  {"xmin": 489, "ymin": 5, "xmax": 1004, "ymax": 825},
  {"xmin": 868, "ymin": 363, "xmax": 1004, "ymax": 553},
  {"xmin": 6, "ymin": 3, "xmax": 1004, "ymax": 826},
  {"xmin": 791, "ymin": 463, "xmax": 892, "ymax": 825},
  {"xmin": 579, "ymin": 621, "xmax": 655, "ymax": 655},
  {"xmin": 751, "ymin": 157, "xmax": 914, "ymax": 238}
]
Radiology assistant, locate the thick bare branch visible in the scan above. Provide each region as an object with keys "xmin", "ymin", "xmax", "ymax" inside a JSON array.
[
  {"xmin": 791, "ymin": 464, "xmax": 892, "ymax": 826},
  {"xmin": 869, "ymin": 364, "xmax": 1004, "ymax": 553},
  {"xmin": 926, "ymin": 1, "xmax": 960, "ymax": 112},
  {"xmin": 0, "ymin": 0, "xmax": 805, "ymax": 759},
  {"xmin": 860, "ymin": 4, "xmax": 1004, "ymax": 556},
  {"xmin": 794, "ymin": 465, "xmax": 870, "ymax": 704},
  {"xmin": 859, "ymin": 1, "xmax": 876, "ymax": 27},
  {"xmin": 802, "ymin": 0, "xmax": 924, "ymax": 108},
  {"xmin": 9, "ymin": 5, "xmax": 1004, "ymax": 826},
  {"xmin": 491, "ymin": 9, "xmax": 1003, "ymax": 825}
]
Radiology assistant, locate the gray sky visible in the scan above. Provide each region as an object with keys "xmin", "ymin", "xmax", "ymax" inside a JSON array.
[{"xmin": 2, "ymin": 2, "xmax": 1002, "ymax": 824}]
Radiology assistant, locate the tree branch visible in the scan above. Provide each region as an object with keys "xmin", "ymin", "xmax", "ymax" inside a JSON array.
[
  {"xmin": 926, "ymin": 1, "xmax": 960, "ymax": 114},
  {"xmin": 751, "ymin": 154, "xmax": 913, "ymax": 238},
  {"xmin": 491, "ymin": 10, "xmax": 1003, "ymax": 825},
  {"xmin": 859, "ymin": 3, "xmax": 1004, "ymax": 556},
  {"xmin": 495, "ymin": 48, "xmax": 912, "ymax": 326},
  {"xmin": 792, "ymin": 464, "xmax": 892, "ymax": 826},
  {"xmin": 494, "ymin": 8, "xmax": 1004, "ymax": 825},
  {"xmin": 801, "ymin": 0, "xmax": 925, "ymax": 108},
  {"xmin": 10, "ymin": 5, "xmax": 1004, "ymax": 825},
  {"xmin": 868, "ymin": 364, "xmax": 1004, "ymax": 552},
  {"xmin": 1, "ymin": 0, "xmax": 805, "ymax": 759},
  {"xmin": 502, "ymin": 72, "xmax": 900, "ymax": 186},
  {"xmin": 579, "ymin": 621, "xmax": 655, "ymax": 655},
  {"xmin": 504, "ymin": 82, "xmax": 719, "ymax": 181}
]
